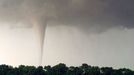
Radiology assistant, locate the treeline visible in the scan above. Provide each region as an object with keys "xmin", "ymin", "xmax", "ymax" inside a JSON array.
[{"xmin": 0, "ymin": 63, "xmax": 134, "ymax": 75}]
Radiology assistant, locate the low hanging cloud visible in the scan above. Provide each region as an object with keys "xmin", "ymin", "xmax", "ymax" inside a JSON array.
[{"xmin": 0, "ymin": 0, "xmax": 134, "ymax": 33}]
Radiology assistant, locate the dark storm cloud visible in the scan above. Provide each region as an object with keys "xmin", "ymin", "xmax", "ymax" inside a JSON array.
[
  {"xmin": 0, "ymin": 0, "xmax": 134, "ymax": 32},
  {"xmin": 105, "ymin": 0, "xmax": 134, "ymax": 28}
]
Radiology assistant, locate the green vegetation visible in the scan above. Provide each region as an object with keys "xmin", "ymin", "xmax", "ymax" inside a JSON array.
[{"xmin": 0, "ymin": 63, "xmax": 133, "ymax": 75}]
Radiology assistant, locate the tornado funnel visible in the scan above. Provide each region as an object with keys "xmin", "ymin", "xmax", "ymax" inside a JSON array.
[
  {"xmin": 30, "ymin": 17, "xmax": 47, "ymax": 65},
  {"xmin": 37, "ymin": 20, "xmax": 47, "ymax": 66}
]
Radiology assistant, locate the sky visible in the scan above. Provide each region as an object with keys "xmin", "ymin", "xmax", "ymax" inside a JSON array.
[{"xmin": 0, "ymin": 0, "xmax": 134, "ymax": 69}]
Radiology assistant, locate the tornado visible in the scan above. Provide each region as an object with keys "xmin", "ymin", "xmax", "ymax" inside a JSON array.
[{"xmin": 29, "ymin": 16, "xmax": 47, "ymax": 65}]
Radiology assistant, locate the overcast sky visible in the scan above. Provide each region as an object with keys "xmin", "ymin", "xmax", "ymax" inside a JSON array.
[{"xmin": 0, "ymin": 0, "xmax": 134, "ymax": 69}]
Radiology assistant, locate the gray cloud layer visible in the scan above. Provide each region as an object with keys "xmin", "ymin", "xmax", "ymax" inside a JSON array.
[{"xmin": 0, "ymin": 0, "xmax": 134, "ymax": 33}]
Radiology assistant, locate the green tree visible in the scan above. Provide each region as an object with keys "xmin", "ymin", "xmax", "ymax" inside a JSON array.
[
  {"xmin": 44, "ymin": 65, "xmax": 53, "ymax": 75},
  {"xmin": 90, "ymin": 66, "xmax": 100, "ymax": 75},
  {"xmin": 52, "ymin": 63, "xmax": 68, "ymax": 75},
  {"xmin": 34, "ymin": 66, "xmax": 46, "ymax": 75},
  {"xmin": 80, "ymin": 63, "xmax": 91, "ymax": 75},
  {"xmin": 100, "ymin": 67, "xmax": 113, "ymax": 75},
  {"xmin": 0, "ymin": 64, "xmax": 12, "ymax": 75}
]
